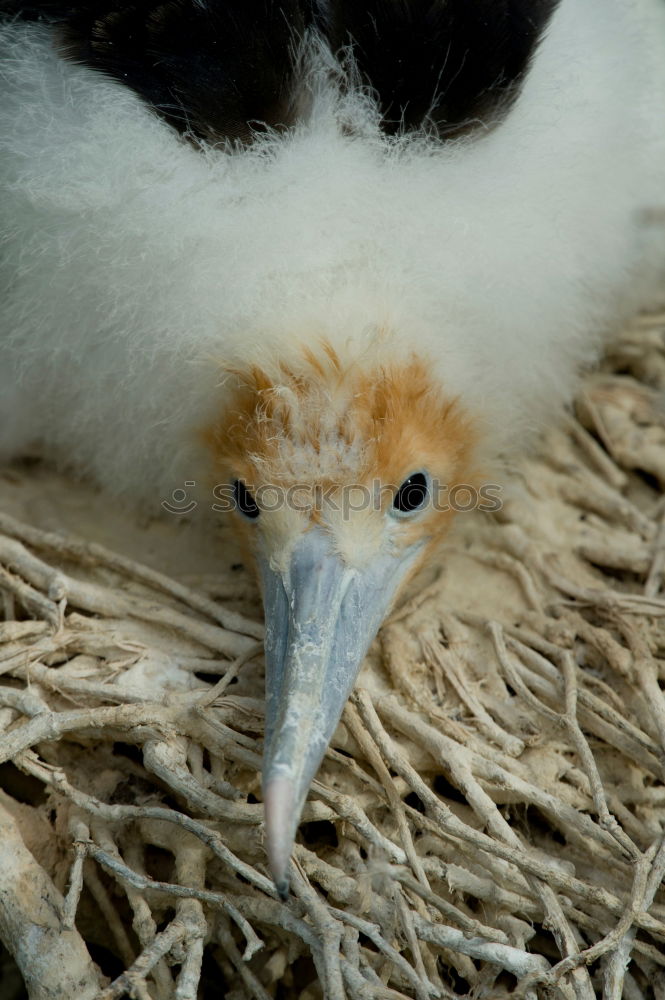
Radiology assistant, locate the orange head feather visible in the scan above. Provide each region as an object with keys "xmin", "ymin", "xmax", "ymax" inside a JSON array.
[{"xmin": 203, "ymin": 342, "xmax": 480, "ymax": 575}]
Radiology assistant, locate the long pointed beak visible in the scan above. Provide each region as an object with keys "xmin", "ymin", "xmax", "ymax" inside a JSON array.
[{"xmin": 259, "ymin": 527, "xmax": 423, "ymax": 897}]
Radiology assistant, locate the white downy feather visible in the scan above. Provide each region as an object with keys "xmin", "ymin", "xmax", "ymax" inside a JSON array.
[{"xmin": 1, "ymin": 0, "xmax": 664, "ymax": 506}]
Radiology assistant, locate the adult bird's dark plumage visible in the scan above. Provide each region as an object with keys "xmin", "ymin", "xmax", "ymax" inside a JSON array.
[{"xmin": 1, "ymin": 0, "xmax": 664, "ymax": 896}]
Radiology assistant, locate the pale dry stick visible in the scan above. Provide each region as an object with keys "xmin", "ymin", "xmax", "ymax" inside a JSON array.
[
  {"xmin": 603, "ymin": 836, "xmax": 665, "ymax": 1000},
  {"xmin": 84, "ymin": 857, "xmax": 136, "ymax": 969},
  {"xmin": 18, "ymin": 752, "xmax": 274, "ymax": 897},
  {"xmin": 295, "ymin": 843, "xmax": 372, "ymax": 911},
  {"xmin": 557, "ymin": 611, "xmax": 633, "ymax": 680},
  {"xmin": 510, "ymin": 624, "xmax": 632, "ymax": 716},
  {"xmin": 61, "ymin": 833, "xmax": 88, "ymax": 930},
  {"xmin": 11, "ymin": 658, "xmax": 161, "ymax": 706},
  {"xmin": 394, "ymin": 888, "xmax": 435, "ymax": 1000},
  {"xmin": 341, "ymin": 925, "xmax": 363, "ymax": 985},
  {"xmin": 492, "ymin": 624, "xmax": 639, "ymax": 861},
  {"xmin": 236, "ymin": 891, "xmax": 450, "ymax": 1000},
  {"xmin": 215, "ymin": 918, "xmax": 273, "ymax": 1000},
  {"xmin": 179, "ymin": 572, "xmax": 259, "ymax": 602},
  {"xmin": 409, "ymin": 914, "xmax": 550, "ymax": 981},
  {"xmin": 559, "ymin": 647, "xmax": 640, "ymax": 858},
  {"xmin": 196, "ymin": 640, "xmax": 264, "ymax": 707},
  {"xmin": 583, "ymin": 386, "xmax": 665, "ymax": 485},
  {"xmin": 441, "ymin": 852, "xmax": 567, "ymax": 960},
  {"xmin": 289, "ymin": 862, "xmax": 346, "ymax": 1000},
  {"xmin": 194, "ymin": 696, "xmax": 265, "ymax": 748},
  {"xmin": 378, "ymin": 681, "xmax": 625, "ymax": 862},
  {"xmin": 0, "ymin": 798, "xmax": 103, "ymax": 1000},
  {"xmin": 380, "ymin": 624, "xmax": 473, "ymax": 748},
  {"xmin": 520, "ymin": 839, "xmax": 659, "ymax": 998},
  {"xmin": 389, "ymin": 868, "xmax": 512, "ymax": 946},
  {"xmin": 310, "ymin": 778, "xmax": 409, "ymax": 866},
  {"xmin": 0, "ymin": 562, "xmax": 61, "ymax": 629},
  {"xmin": 341, "ymin": 928, "xmax": 422, "ymax": 1000},
  {"xmin": 616, "ymin": 615, "xmax": 665, "ymax": 752},
  {"xmin": 632, "ymin": 308, "xmax": 665, "ymax": 326},
  {"xmin": 523, "ymin": 877, "xmax": 591, "ymax": 1000},
  {"xmin": 344, "ymin": 926, "xmax": 423, "ymax": 1000},
  {"xmin": 142, "ymin": 737, "xmax": 262, "ymax": 824},
  {"xmin": 428, "ymin": 849, "xmax": 665, "ymax": 973},
  {"xmin": 345, "ymin": 700, "xmax": 520, "ymax": 994},
  {"xmin": 344, "ymin": 700, "xmax": 429, "ymax": 889},
  {"xmin": 385, "ymin": 566, "xmax": 444, "ymax": 625},
  {"xmin": 84, "ymin": 837, "xmax": 264, "ymax": 960},
  {"xmin": 374, "ymin": 695, "xmax": 665, "ymax": 941},
  {"xmin": 339, "ymin": 962, "xmax": 419, "ymax": 1000},
  {"xmin": 296, "ymin": 845, "xmax": 440, "ymax": 995},
  {"xmin": 419, "ymin": 627, "xmax": 525, "ymax": 756},
  {"xmin": 357, "ymin": 693, "xmax": 597, "ymax": 1000},
  {"xmin": 356, "ymin": 954, "xmax": 417, "ymax": 1000},
  {"xmin": 491, "ymin": 630, "xmax": 664, "ymax": 994},
  {"xmin": 94, "ymin": 825, "xmax": 175, "ymax": 1000},
  {"xmin": 419, "ymin": 856, "xmax": 537, "ymax": 933},
  {"xmin": 559, "ymin": 471, "xmax": 655, "ymax": 541},
  {"xmin": 430, "ymin": 840, "xmax": 665, "ymax": 971},
  {"xmin": 457, "ymin": 611, "xmax": 566, "ymax": 665},
  {"xmin": 505, "ymin": 637, "xmax": 665, "ymax": 779},
  {"xmin": 167, "ymin": 654, "xmax": 232, "ymax": 675},
  {"xmin": 577, "ymin": 539, "xmax": 651, "ymax": 576},
  {"xmin": 0, "ymin": 699, "xmax": 207, "ymax": 788},
  {"xmin": 356, "ymin": 691, "xmax": 551, "ymax": 984},
  {"xmin": 0, "ymin": 684, "xmax": 51, "ymax": 717},
  {"xmin": 543, "ymin": 559, "xmax": 665, "ymax": 615},
  {"xmin": 193, "ymin": 706, "xmax": 264, "ymax": 768},
  {"xmin": 0, "ymin": 511, "xmax": 264, "ymax": 639},
  {"xmin": 186, "ymin": 739, "xmax": 205, "ymax": 785},
  {"xmin": 564, "ymin": 415, "xmax": 628, "ymax": 490},
  {"xmin": 219, "ymin": 891, "xmax": 320, "ymax": 952},
  {"xmin": 62, "ymin": 612, "xmax": 183, "ymax": 659},
  {"xmin": 0, "ymin": 534, "xmax": 254, "ymax": 658},
  {"xmin": 173, "ymin": 844, "xmax": 208, "ymax": 1000},
  {"xmin": 507, "ymin": 629, "xmax": 660, "ymax": 758},
  {"xmin": 0, "ymin": 619, "xmax": 50, "ymax": 644},
  {"xmin": 645, "ymin": 507, "xmax": 665, "ymax": 597},
  {"xmin": 424, "ymin": 942, "xmax": 478, "ymax": 991},
  {"xmin": 327, "ymin": 739, "xmax": 413, "ymax": 809},
  {"xmin": 96, "ymin": 918, "xmax": 188, "ymax": 1000},
  {"xmin": 1, "ymin": 586, "xmax": 15, "ymax": 621}
]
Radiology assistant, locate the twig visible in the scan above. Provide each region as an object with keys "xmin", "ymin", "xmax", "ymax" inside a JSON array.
[
  {"xmin": 97, "ymin": 919, "xmax": 187, "ymax": 1000},
  {"xmin": 0, "ymin": 797, "xmax": 102, "ymax": 1000}
]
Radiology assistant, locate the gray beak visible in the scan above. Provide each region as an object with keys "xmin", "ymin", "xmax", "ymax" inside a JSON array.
[{"xmin": 259, "ymin": 526, "xmax": 422, "ymax": 897}]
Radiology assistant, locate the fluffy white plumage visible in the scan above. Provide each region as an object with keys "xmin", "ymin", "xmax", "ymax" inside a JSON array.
[{"xmin": 2, "ymin": 0, "xmax": 664, "ymax": 505}]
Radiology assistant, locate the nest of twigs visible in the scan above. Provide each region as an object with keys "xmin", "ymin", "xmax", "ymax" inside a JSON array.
[{"xmin": 0, "ymin": 315, "xmax": 664, "ymax": 1000}]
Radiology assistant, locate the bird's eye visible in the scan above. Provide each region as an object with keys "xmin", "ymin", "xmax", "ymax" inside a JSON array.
[
  {"xmin": 233, "ymin": 480, "xmax": 260, "ymax": 520},
  {"xmin": 391, "ymin": 471, "xmax": 430, "ymax": 518}
]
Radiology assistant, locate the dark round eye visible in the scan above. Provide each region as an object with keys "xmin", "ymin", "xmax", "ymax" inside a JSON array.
[
  {"xmin": 233, "ymin": 480, "xmax": 260, "ymax": 520},
  {"xmin": 392, "ymin": 472, "xmax": 430, "ymax": 517}
]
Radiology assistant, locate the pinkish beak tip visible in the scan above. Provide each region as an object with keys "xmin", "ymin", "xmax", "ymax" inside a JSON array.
[{"xmin": 264, "ymin": 776, "xmax": 295, "ymax": 900}]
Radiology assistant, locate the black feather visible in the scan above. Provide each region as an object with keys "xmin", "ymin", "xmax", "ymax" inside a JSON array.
[
  {"xmin": 318, "ymin": 0, "xmax": 560, "ymax": 134},
  {"xmin": 1, "ymin": 0, "xmax": 560, "ymax": 141},
  {"xmin": 0, "ymin": 0, "xmax": 313, "ymax": 142}
]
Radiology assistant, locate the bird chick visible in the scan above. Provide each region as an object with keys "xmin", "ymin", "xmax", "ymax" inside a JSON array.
[
  {"xmin": 1, "ymin": 0, "xmax": 665, "ymax": 894},
  {"xmin": 204, "ymin": 352, "xmax": 477, "ymax": 893}
]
